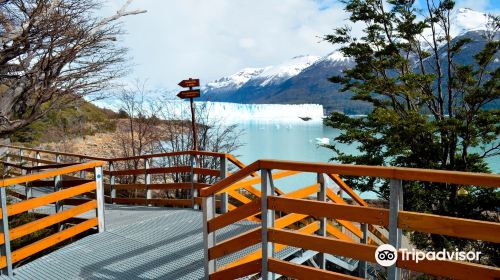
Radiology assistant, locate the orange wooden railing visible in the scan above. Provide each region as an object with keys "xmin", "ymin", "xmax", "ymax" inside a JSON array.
[
  {"xmin": 0, "ymin": 161, "xmax": 106, "ymax": 276},
  {"xmin": 199, "ymin": 159, "xmax": 500, "ymax": 280},
  {"xmin": 1, "ymin": 144, "xmax": 244, "ymax": 211}
]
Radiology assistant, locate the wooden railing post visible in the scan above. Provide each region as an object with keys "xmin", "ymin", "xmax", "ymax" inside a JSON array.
[
  {"xmin": 191, "ymin": 155, "xmax": 199, "ymax": 210},
  {"xmin": 79, "ymin": 157, "xmax": 86, "ymax": 179},
  {"xmin": 145, "ymin": 158, "xmax": 152, "ymax": 206},
  {"xmin": 388, "ymin": 179, "xmax": 403, "ymax": 280},
  {"xmin": 358, "ymin": 223, "xmax": 368, "ymax": 278},
  {"xmin": 35, "ymin": 151, "xmax": 41, "ymax": 167},
  {"xmin": 219, "ymin": 156, "xmax": 228, "ymax": 214},
  {"xmin": 316, "ymin": 173, "xmax": 327, "ymax": 269},
  {"xmin": 18, "ymin": 148, "xmax": 23, "ymax": 165},
  {"xmin": 109, "ymin": 161, "xmax": 116, "ymax": 203},
  {"xmin": 95, "ymin": 165, "xmax": 106, "ymax": 233},
  {"xmin": 20, "ymin": 149, "xmax": 33, "ymax": 200},
  {"xmin": 261, "ymin": 169, "xmax": 275, "ymax": 280},
  {"xmin": 202, "ymin": 194, "xmax": 216, "ymax": 278},
  {"xmin": 0, "ymin": 188, "xmax": 13, "ymax": 277},
  {"xmin": 54, "ymin": 154, "xmax": 63, "ymax": 214}
]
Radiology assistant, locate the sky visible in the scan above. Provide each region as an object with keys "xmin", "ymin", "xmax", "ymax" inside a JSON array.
[{"xmin": 102, "ymin": 0, "xmax": 500, "ymax": 90}]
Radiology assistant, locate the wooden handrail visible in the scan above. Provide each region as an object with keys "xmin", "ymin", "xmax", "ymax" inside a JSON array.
[
  {"xmin": 268, "ymin": 258, "xmax": 363, "ymax": 280},
  {"xmin": 1, "ymin": 144, "xmax": 109, "ymax": 160},
  {"xmin": 268, "ymin": 228, "xmax": 500, "ymax": 280},
  {"xmin": 201, "ymin": 158, "xmax": 499, "ymax": 279},
  {"xmin": 0, "ymin": 161, "xmax": 105, "ymax": 188},
  {"xmin": 200, "ymin": 161, "xmax": 260, "ymax": 196},
  {"xmin": 202, "ymin": 159, "xmax": 500, "ymax": 197},
  {"xmin": 0, "ymin": 144, "xmax": 230, "ymax": 162},
  {"xmin": 259, "ymin": 159, "xmax": 500, "ymax": 188},
  {"xmin": 269, "ymin": 196, "xmax": 500, "ymax": 243},
  {"xmin": 269, "ymin": 196, "xmax": 390, "ymax": 227},
  {"xmin": 209, "ymin": 259, "xmax": 262, "ymax": 280}
]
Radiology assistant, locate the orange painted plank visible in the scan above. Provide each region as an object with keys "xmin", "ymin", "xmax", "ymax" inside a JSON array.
[
  {"xmin": 220, "ymin": 221, "xmax": 320, "ymax": 270},
  {"xmin": 0, "ymin": 181, "xmax": 96, "ymax": 218},
  {"xmin": 0, "ymin": 218, "xmax": 98, "ymax": 268},
  {"xmin": 275, "ymin": 213, "xmax": 308, "ymax": 229},
  {"xmin": 329, "ymin": 174, "xmax": 368, "ymax": 206},
  {"xmin": 227, "ymin": 190, "xmax": 252, "ymax": 204},
  {"xmin": 226, "ymin": 154, "xmax": 258, "ymax": 178},
  {"xmin": 268, "ymin": 196, "xmax": 389, "ymax": 227},
  {"xmin": 216, "ymin": 170, "xmax": 297, "ymax": 196},
  {"xmin": 209, "ymin": 259, "xmax": 261, "ymax": 280},
  {"xmin": 1, "ymin": 161, "xmax": 104, "ymax": 187},
  {"xmin": 112, "ymin": 198, "xmax": 147, "ymax": 205},
  {"xmin": 268, "ymin": 258, "xmax": 363, "ymax": 280},
  {"xmin": 208, "ymin": 228, "xmax": 261, "ymax": 260},
  {"xmin": 193, "ymin": 167, "xmax": 220, "ymax": 177},
  {"xmin": 208, "ymin": 199, "xmax": 261, "ymax": 233},
  {"xmin": 268, "ymin": 228, "xmax": 377, "ymax": 263},
  {"xmin": 148, "ymin": 166, "xmax": 191, "ymax": 174},
  {"xmin": 267, "ymin": 228, "xmax": 500, "ymax": 280},
  {"xmin": 399, "ymin": 210, "xmax": 500, "ymax": 243},
  {"xmin": 148, "ymin": 199, "xmax": 192, "ymax": 207},
  {"xmin": 397, "ymin": 252, "xmax": 500, "ymax": 280},
  {"xmin": 326, "ymin": 223, "xmax": 354, "ymax": 242},
  {"xmin": 0, "ymin": 200, "xmax": 97, "ymax": 244},
  {"xmin": 200, "ymin": 161, "xmax": 260, "ymax": 196},
  {"xmin": 0, "ymin": 144, "xmax": 108, "ymax": 160},
  {"xmin": 327, "ymin": 188, "xmax": 386, "ymax": 243},
  {"xmin": 259, "ymin": 160, "xmax": 500, "ymax": 188},
  {"xmin": 113, "ymin": 184, "xmax": 147, "ymax": 190},
  {"xmin": 282, "ymin": 183, "xmax": 319, "ymax": 199}
]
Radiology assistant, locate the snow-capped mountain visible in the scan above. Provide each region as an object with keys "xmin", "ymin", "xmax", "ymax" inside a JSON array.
[
  {"xmin": 202, "ymin": 51, "xmax": 362, "ymax": 113},
  {"xmin": 252, "ymin": 55, "xmax": 319, "ymax": 86},
  {"xmin": 450, "ymin": 8, "xmax": 491, "ymax": 36},
  {"xmin": 205, "ymin": 55, "xmax": 319, "ymax": 92},
  {"xmin": 421, "ymin": 8, "xmax": 492, "ymax": 48},
  {"xmin": 202, "ymin": 8, "xmax": 498, "ymax": 114},
  {"xmin": 206, "ymin": 67, "xmax": 265, "ymax": 91}
]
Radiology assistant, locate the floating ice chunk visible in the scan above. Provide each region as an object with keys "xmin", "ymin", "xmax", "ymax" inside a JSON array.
[{"xmin": 315, "ymin": 138, "xmax": 330, "ymax": 145}]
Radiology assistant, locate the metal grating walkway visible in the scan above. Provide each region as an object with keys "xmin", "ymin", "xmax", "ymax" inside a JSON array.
[{"xmin": 3, "ymin": 205, "xmax": 259, "ymax": 280}]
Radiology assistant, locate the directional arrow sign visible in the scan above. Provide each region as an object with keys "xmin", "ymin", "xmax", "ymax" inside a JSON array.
[
  {"xmin": 177, "ymin": 89, "xmax": 200, "ymax": 99},
  {"xmin": 178, "ymin": 79, "xmax": 200, "ymax": 88}
]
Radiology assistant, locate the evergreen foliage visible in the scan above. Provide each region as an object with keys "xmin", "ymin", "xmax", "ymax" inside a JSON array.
[{"xmin": 324, "ymin": 0, "xmax": 499, "ymax": 264}]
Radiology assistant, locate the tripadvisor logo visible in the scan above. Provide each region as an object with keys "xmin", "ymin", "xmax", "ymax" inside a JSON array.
[
  {"xmin": 375, "ymin": 244, "xmax": 482, "ymax": 267},
  {"xmin": 375, "ymin": 244, "xmax": 398, "ymax": 267}
]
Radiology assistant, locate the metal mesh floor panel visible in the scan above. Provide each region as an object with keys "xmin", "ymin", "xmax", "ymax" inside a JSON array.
[{"xmin": 3, "ymin": 205, "xmax": 261, "ymax": 280}]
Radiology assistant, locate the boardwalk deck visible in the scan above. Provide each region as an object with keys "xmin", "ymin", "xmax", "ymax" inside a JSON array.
[{"xmin": 2, "ymin": 205, "xmax": 258, "ymax": 280}]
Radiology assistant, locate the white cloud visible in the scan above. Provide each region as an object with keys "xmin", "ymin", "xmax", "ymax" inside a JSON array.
[
  {"xmin": 101, "ymin": 0, "xmax": 348, "ymax": 89},
  {"xmin": 239, "ymin": 38, "xmax": 256, "ymax": 49},
  {"xmin": 102, "ymin": 0, "xmax": 498, "ymax": 91}
]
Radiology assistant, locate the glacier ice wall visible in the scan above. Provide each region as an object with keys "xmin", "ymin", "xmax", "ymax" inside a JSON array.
[{"xmin": 164, "ymin": 101, "xmax": 325, "ymax": 123}]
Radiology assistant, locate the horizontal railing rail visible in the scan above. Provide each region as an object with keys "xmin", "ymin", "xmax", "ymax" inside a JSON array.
[
  {"xmin": 199, "ymin": 159, "xmax": 500, "ymax": 280},
  {"xmin": 0, "ymin": 144, "xmax": 247, "ymax": 211},
  {"xmin": 0, "ymin": 161, "xmax": 106, "ymax": 277}
]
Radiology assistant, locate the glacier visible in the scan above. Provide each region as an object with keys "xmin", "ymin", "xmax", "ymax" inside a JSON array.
[{"xmin": 163, "ymin": 101, "xmax": 325, "ymax": 123}]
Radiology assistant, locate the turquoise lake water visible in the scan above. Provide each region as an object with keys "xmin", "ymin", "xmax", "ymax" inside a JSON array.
[{"xmin": 232, "ymin": 120, "xmax": 499, "ymax": 199}]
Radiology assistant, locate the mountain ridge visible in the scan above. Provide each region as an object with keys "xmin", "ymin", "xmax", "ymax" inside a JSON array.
[{"xmin": 201, "ymin": 8, "xmax": 497, "ymax": 114}]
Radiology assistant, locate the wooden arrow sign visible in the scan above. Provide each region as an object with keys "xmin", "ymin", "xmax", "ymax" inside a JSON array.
[
  {"xmin": 178, "ymin": 79, "xmax": 200, "ymax": 88},
  {"xmin": 177, "ymin": 89, "xmax": 200, "ymax": 99}
]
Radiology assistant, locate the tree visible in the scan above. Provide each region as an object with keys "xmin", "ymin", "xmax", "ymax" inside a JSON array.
[
  {"xmin": 156, "ymin": 101, "xmax": 243, "ymax": 186},
  {"xmin": 0, "ymin": 0, "xmax": 145, "ymax": 139},
  {"xmin": 323, "ymin": 0, "xmax": 499, "ymax": 265},
  {"xmin": 114, "ymin": 81, "xmax": 162, "ymax": 187},
  {"xmin": 111, "ymin": 86, "xmax": 243, "ymax": 200}
]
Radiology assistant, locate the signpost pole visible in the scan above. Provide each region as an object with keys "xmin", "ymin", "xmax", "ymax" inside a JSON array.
[
  {"xmin": 189, "ymin": 96, "xmax": 197, "ymax": 151},
  {"xmin": 178, "ymin": 78, "xmax": 201, "ymax": 210}
]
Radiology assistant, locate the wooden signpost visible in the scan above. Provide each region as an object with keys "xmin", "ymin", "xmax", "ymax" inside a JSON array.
[{"xmin": 177, "ymin": 78, "xmax": 200, "ymax": 151}]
